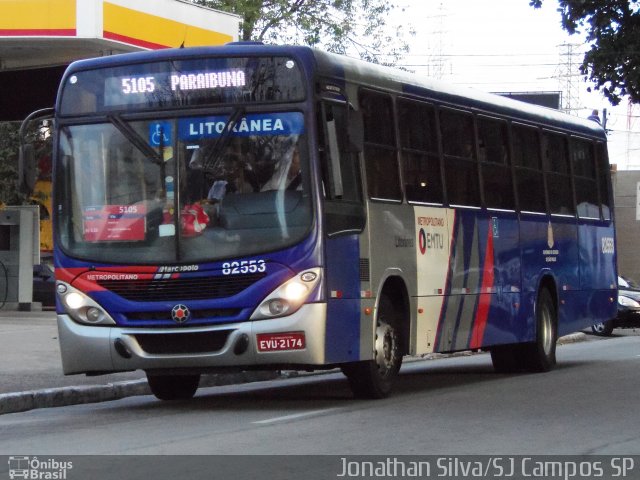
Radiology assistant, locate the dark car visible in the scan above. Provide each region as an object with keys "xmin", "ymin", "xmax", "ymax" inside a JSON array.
[
  {"xmin": 591, "ymin": 276, "xmax": 640, "ymax": 336},
  {"xmin": 33, "ymin": 257, "xmax": 55, "ymax": 308}
]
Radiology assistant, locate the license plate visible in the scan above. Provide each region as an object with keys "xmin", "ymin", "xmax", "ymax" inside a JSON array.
[{"xmin": 256, "ymin": 332, "xmax": 306, "ymax": 352}]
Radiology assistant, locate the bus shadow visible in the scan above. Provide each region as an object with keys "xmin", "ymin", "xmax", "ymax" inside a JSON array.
[{"xmin": 119, "ymin": 352, "xmax": 595, "ymax": 414}]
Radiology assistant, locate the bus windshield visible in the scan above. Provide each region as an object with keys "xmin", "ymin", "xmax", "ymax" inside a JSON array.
[{"xmin": 56, "ymin": 111, "xmax": 312, "ymax": 264}]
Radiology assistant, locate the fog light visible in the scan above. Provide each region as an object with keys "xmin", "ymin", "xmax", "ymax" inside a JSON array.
[
  {"xmin": 86, "ymin": 307, "xmax": 102, "ymax": 323},
  {"xmin": 269, "ymin": 299, "xmax": 289, "ymax": 316}
]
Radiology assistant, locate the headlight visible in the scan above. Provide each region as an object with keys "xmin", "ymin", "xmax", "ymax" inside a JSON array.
[
  {"xmin": 251, "ymin": 268, "xmax": 322, "ymax": 320},
  {"xmin": 618, "ymin": 295, "xmax": 640, "ymax": 308},
  {"xmin": 56, "ymin": 281, "xmax": 116, "ymax": 326}
]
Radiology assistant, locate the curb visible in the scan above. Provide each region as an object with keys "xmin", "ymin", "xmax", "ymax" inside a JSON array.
[
  {"xmin": 557, "ymin": 332, "xmax": 588, "ymax": 344},
  {"xmin": 0, "ymin": 371, "xmax": 278, "ymax": 416},
  {"xmin": 0, "ymin": 333, "xmax": 588, "ymax": 416}
]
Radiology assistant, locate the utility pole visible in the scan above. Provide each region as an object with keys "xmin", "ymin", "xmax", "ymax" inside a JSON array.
[{"xmin": 426, "ymin": 2, "xmax": 449, "ymax": 80}]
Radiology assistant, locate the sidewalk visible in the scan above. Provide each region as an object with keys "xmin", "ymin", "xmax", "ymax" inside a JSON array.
[
  {"xmin": 0, "ymin": 309, "xmax": 588, "ymax": 416},
  {"xmin": 0, "ymin": 310, "xmax": 277, "ymax": 415}
]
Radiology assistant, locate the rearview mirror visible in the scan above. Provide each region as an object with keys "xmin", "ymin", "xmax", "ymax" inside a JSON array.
[
  {"xmin": 18, "ymin": 107, "xmax": 55, "ymax": 197},
  {"xmin": 18, "ymin": 144, "xmax": 37, "ymax": 195}
]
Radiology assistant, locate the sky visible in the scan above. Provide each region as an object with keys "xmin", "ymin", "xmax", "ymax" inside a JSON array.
[{"xmin": 390, "ymin": 0, "xmax": 640, "ymax": 169}]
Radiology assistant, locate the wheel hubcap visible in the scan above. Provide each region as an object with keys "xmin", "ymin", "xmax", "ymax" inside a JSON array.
[
  {"xmin": 540, "ymin": 305, "xmax": 553, "ymax": 356},
  {"xmin": 374, "ymin": 321, "xmax": 398, "ymax": 375}
]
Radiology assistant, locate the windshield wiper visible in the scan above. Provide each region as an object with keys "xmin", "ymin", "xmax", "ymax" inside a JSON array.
[
  {"xmin": 107, "ymin": 114, "xmax": 164, "ymax": 165},
  {"xmin": 201, "ymin": 106, "xmax": 246, "ymax": 173}
]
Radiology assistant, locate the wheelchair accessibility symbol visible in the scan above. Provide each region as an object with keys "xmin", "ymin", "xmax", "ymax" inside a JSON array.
[{"xmin": 149, "ymin": 122, "xmax": 172, "ymax": 147}]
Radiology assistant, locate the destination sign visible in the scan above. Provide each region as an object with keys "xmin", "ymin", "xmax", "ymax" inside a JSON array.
[{"xmin": 60, "ymin": 56, "xmax": 305, "ymax": 115}]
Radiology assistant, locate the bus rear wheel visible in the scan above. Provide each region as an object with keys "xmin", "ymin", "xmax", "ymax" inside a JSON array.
[
  {"xmin": 490, "ymin": 288, "xmax": 557, "ymax": 373},
  {"xmin": 146, "ymin": 373, "xmax": 200, "ymax": 401},
  {"xmin": 522, "ymin": 288, "xmax": 557, "ymax": 372},
  {"xmin": 341, "ymin": 293, "xmax": 403, "ymax": 399}
]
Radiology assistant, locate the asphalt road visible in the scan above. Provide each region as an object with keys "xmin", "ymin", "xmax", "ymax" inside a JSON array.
[{"xmin": 1, "ymin": 331, "xmax": 638, "ymax": 456}]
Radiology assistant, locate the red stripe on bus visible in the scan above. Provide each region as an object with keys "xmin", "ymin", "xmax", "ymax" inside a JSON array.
[
  {"xmin": 470, "ymin": 226, "xmax": 494, "ymax": 349},
  {"xmin": 0, "ymin": 29, "xmax": 76, "ymax": 36},
  {"xmin": 103, "ymin": 31, "xmax": 168, "ymax": 50}
]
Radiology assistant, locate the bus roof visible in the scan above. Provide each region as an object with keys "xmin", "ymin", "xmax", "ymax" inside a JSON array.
[
  {"xmin": 311, "ymin": 48, "xmax": 605, "ymax": 140},
  {"xmin": 62, "ymin": 42, "xmax": 605, "ymax": 140}
]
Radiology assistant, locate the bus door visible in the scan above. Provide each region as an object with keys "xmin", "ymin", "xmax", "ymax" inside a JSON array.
[{"xmin": 317, "ymin": 97, "xmax": 365, "ymax": 363}]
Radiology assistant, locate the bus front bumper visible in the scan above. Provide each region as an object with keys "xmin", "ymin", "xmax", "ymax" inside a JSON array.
[{"xmin": 57, "ymin": 303, "xmax": 328, "ymax": 375}]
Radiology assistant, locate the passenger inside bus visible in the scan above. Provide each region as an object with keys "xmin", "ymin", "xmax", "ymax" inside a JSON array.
[{"xmin": 261, "ymin": 143, "xmax": 301, "ymax": 191}]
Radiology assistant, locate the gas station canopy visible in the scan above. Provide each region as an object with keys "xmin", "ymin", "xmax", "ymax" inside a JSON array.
[
  {"xmin": 0, "ymin": 0, "xmax": 241, "ymax": 119},
  {"xmin": 0, "ymin": 0, "xmax": 241, "ymax": 71}
]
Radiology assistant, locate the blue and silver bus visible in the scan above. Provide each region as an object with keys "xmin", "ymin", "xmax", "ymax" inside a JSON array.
[{"xmin": 34, "ymin": 42, "xmax": 616, "ymax": 399}]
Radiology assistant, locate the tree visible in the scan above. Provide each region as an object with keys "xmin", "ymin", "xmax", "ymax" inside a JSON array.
[
  {"xmin": 0, "ymin": 122, "xmax": 23, "ymax": 208},
  {"xmin": 191, "ymin": 0, "xmax": 413, "ymax": 65},
  {"xmin": 530, "ymin": 0, "xmax": 640, "ymax": 106},
  {"xmin": 0, "ymin": 121, "xmax": 49, "ymax": 209}
]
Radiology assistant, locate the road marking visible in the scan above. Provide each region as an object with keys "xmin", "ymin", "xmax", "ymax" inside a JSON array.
[{"xmin": 252, "ymin": 408, "xmax": 338, "ymax": 425}]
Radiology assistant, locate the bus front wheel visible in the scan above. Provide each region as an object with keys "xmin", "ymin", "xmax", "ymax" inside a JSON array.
[
  {"xmin": 146, "ymin": 373, "xmax": 200, "ymax": 401},
  {"xmin": 341, "ymin": 293, "xmax": 403, "ymax": 399}
]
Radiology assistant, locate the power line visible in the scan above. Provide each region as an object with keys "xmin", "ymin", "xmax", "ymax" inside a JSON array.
[{"xmin": 399, "ymin": 62, "xmax": 565, "ymax": 68}]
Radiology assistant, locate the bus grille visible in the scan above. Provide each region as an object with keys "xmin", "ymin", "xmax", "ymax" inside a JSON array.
[
  {"xmin": 97, "ymin": 273, "xmax": 266, "ymax": 302},
  {"xmin": 134, "ymin": 330, "xmax": 232, "ymax": 354},
  {"xmin": 126, "ymin": 308, "xmax": 241, "ymax": 322}
]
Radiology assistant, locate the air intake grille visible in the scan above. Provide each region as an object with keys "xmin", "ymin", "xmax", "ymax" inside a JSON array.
[
  {"xmin": 98, "ymin": 273, "xmax": 266, "ymax": 302},
  {"xmin": 134, "ymin": 330, "xmax": 232, "ymax": 354},
  {"xmin": 359, "ymin": 258, "xmax": 370, "ymax": 282}
]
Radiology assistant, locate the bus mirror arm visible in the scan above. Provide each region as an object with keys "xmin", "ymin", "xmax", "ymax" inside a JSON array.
[
  {"xmin": 19, "ymin": 107, "xmax": 55, "ymax": 196},
  {"xmin": 347, "ymin": 110, "xmax": 364, "ymax": 153}
]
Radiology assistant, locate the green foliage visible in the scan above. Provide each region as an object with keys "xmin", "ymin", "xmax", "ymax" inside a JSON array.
[
  {"xmin": 0, "ymin": 121, "xmax": 51, "ymax": 208},
  {"xmin": 192, "ymin": 0, "xmax": 413, "ymax": 66},
  {"xmin": 530, "ymin": 0, "xmax": 640, "ymax": 105},
  {"xmin": 0, "ymin": 122, "xmax": 24, "ymax": 207}
]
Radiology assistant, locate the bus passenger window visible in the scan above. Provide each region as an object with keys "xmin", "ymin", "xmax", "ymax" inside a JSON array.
[
  {"xmin": 543, "ymin": 132, "xmax": 574, "ymax": 215},
  {"xmin": 596, "ymin": 142, "xmax": 612, "ymax": 220},
  {"xmin": 478, "ymin": 117, "xmax": 514, "ymax": 210},
  {"xmin": 440, "ymin": 109, "xmax": 480, "ymax": 207},
  {"xmin": 512, "ymin": 124, "xmax": 545, "ymax": 213},
  {"xmin": 398, "ymin": 99, "xmax": 442, "ymax": 204},
  {"xmin": 359, "ymin": 90, "xmax": 401, "ymax": 201},
  {"xmin": 572, "ymin": 138, "xmax": 599, "ymax": 219}
]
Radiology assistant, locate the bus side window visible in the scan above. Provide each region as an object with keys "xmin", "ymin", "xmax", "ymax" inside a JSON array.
[
  {"xmin": 477, "ymin": 116, "xmax": 514, "ymax": 210},
  {"xmin": 318, "ymin": 101, "xmax": 365, "ymax": 235},
  {"xmin": 596, "ymin": 142, "xmax": 612, "ymax": 221},
  {"xmin": 543, "ymin": 131, "xmax": 574, "ymax": 215},
  {"xmin": 512, "ymin": 124, "xmax": 545, "ymax": 213},
  {"xmin": 440, "ymin": 108, "xmax": 480, "ymax": 207},
  {"xmin": 359, "ymin": 90, "xmax": 401, "ymax": 201},
  {"xmin": 572, "ymin": 138, "xmax": 599, "ymax": 219},
  {"xmin": 398, "ymin": 99, "xmax": 443, "ymax": 204}
]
